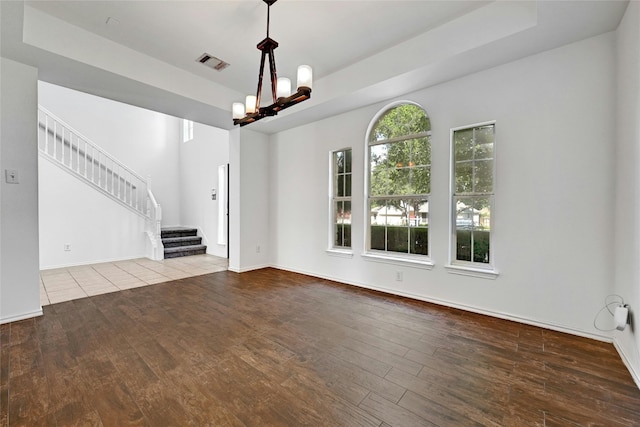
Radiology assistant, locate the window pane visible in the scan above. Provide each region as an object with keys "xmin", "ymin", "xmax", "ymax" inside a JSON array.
[
  {"xmin": 389, "ymin": 167, "xmax": 410, "ymax": 195},
  {"xmin": 370, "ymin": 144, "xmax": 389, "ymax": 196},
  {"xmin": 473, "ymin": 160, "xmax": 493, "ymax": 193},
  {"xmin": 345, "ymin": 149, "xmax": 352, "ymax": 173},
  {"xmin": 474, "ymin": 126, "xmax": 494, "ymax": 159},
  {"xmin": 454, "ymin": 129, "xmax": 473, "ymax": 161},
  {"xmin": 456, "ymin": 230, "xmax": 472, "ymax": 261},
  {"xmin": 410, "ymin": 199, "xmax": 428, "ymax": 255},
  {"xmin": 345, "ymin": 173, "xmax": 352, "ymax": 197},
  {"xmin": 389, "ymin": 140, "xmax": 411, "ymax": 169},
  {"xmin": 369, "ymin": 104, "xmax": 430, "ymax": 142},
  {"xmin": 343, "ymin": 201, "xmax": 351, "ymax": 247},
  {"xmin": 411, "ymin": 137, "xmax": 431, "ymax": 167},
  {"xmin": 337, "ymin": 174, "xmax": 345, "ymax": 197},
  {"xmin": 335, "ymin": 151, "xmax": 345, "ymax": 174},
  {"xmin": 411, "ymin": 166, "xmax": 430, "ymax": 194},
  {"xmin": 370, "ymin": 200, "xmax": 386, "ymax": 250},
  {"xmin": 474, "ymin": 231, "xmax": 490, "ymax": 263},
  {"xmin": 387, "ymin": 225, "xmax": 408, "ymax": 254},
  {"xmin": 455, "ymin": 162, "xmax": 473, "ymax": 194},
  {"xmin": 474, "ymin": 197, "xmax": 491, "ymax": 230},
  {"xmin": 370, "ymin": 168, "xmax": 389, "ymax": 196},
  {"xmin": 335, "ymin": 224, "xmax": 344, "ymax": 247},
  {"xmin": 370, "ymin": 144, "xmax": 388, "ymax": 168},
  {"xmin": 334, "ymin": 201, "xmax": 344, "ymax": 247},
  {"xmin": 456, "ymin": 198, "xmax": 474, "ymax": 230}
]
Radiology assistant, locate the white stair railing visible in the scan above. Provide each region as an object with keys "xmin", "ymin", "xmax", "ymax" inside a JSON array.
[
  {"xmin": 37, "ymin": 105, "xmax": 164, "ymax": 259},
  {"xmin": 146, "ymin": 178, "xmax": 164, "ymax": 261}
]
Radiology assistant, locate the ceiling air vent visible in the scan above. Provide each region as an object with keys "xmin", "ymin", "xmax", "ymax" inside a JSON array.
[{"xmin": 196, "ymin": 53, "xmax": 230, "ymax": 71}]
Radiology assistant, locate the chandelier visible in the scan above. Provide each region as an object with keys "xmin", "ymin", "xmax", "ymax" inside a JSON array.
[{"xmin": 232, "ymin": 0, "xmax": 312, "ymax": 126}]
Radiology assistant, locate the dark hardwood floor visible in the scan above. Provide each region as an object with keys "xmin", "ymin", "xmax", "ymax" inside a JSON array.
[{"xmin": 1, "ymin": 268, "xmax": 639, "ymax": 426}]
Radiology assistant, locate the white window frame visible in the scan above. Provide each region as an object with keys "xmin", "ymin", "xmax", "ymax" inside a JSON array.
[
  {"xmin": 362, "ymin": 101, "xmax": 433, "ymax": 269},
  {"xmin": 327, "ymin": 148, "xmax": 354, "ymax": 257},
  {"xmin": 182, "ymin": 119, "xmax": 194, "ymax": 143},
  {"xmin": 446, "ymin": 121, "xmax": 498, "ymax": 279}
]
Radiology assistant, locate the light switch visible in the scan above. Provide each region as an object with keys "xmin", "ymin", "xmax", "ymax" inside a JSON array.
[{"xmin": 5, "ymin": 169, "xmax": 19, "ymax": 184}]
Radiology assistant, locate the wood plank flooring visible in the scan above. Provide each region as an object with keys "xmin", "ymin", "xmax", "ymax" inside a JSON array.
[{"xmin": 1, "ymin": 268, "xmax": 639, "ymax": 426}]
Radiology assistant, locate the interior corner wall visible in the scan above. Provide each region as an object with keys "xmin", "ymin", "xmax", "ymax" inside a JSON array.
[
  {"xmin": 179, "ymin": 122, "xmax": 229, "ymax": 257},
  {"xmin": 37, "ymin": 81, "xmax": 182, "ymax": 225},
  {"xmin": 0, "ymin": 58, "xmax": 42, "ymax": 323},
  {"xmin": 228, "ymin": 128, "xmax": 270, "ymax": 273},
  {"xmin": 270, "ymin": 32, "xmax": 617, "ymax": 340},
  {"xmin": 614, "ymin": 0, "xmax": 640, "ymax": 385}
]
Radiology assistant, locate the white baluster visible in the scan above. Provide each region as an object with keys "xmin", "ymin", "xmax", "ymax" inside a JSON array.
[
  {"xmin": 75, "ymin": 135, "xmax": 80, "ymax": 172},
  {"xmin": 53, "ymin": 122, "xmax": 57, "ymax": 160},
  {"xmin": 45, "ymin": 116, "xmax": 49, "ymax": 154}
]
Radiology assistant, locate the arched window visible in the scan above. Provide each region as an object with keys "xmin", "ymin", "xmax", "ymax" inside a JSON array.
[{"xmin": 366, "ymin": 103, "xmax": 431, "ymax": 259}]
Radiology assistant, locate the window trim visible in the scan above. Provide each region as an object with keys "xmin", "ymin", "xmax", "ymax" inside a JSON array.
[
  {"xmin": 182, "ymin": 119, "xmax": 194, "ymax": 143},
  {"xmin": 328, "ymin": 147, "xmax": 353, "ymax": 253},
  {"xmin": 363, "ymin": 101, "xmax": 433, "ymax": 265},
  {"xmin": 447, "ymin": 120, "xmax": 498, "ymax": 277}
]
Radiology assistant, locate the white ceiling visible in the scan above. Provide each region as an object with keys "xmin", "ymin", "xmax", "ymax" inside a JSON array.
[
  {"xmin": 25, "ymin": 0, "xmax": 488, "ymax": 94},
  {"xmin": 1, "ymin": 1, "xmax": 630, "ymax": 133}
]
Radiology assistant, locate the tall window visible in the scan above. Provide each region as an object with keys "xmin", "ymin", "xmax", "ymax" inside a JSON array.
[
  {"xmin": 451, "ymin": 122, "xmax": 495, "ymax": 267},
  {"xmin": 367, "ymin": 103, "xmax": 431, "ymax": 258},
  {"xmin": 332, "ymin": 149, "xmax": 352, "ymax": 249},
  {"xmin": 182, "ymin": 119, "xmax": 194, "ymax": 142}
]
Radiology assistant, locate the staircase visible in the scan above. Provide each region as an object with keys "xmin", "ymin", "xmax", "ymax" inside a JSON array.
[
  {"xmin": 38, "ymin": 105, "xmax": 164, "ymax": 260},
  {"xmin": 161, "ymin": 227, "xmax": 207, "ymax": 258}
]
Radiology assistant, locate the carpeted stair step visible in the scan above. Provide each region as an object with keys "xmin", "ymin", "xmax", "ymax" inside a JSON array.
[
  {"xmin": 161, "ymin": 227, "xmax": 198, "ymax": 239},
  {"xmin": 163, "ymin": 244, "xmax": 207, "ymax": 259},
  {"xmin": 162, "ymin": 236, "xmax": 202, "ymax": 248}
]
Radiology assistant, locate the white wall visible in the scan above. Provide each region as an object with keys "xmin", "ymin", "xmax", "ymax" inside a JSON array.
[
  {"xmin": 179, "ymin": 121, "xmax": 229, "ymax": 257},
  {"xmin": 614, "ymin": 0, "xmax": 640, "ymax": 384},
  {"xmin": 38, "ymin": 81, "xmax": 182, "ymax": 225},
  {"xmin": 270, "ymin": 33, "xmax": 617, "ymax": 339},
  {"xmin": 229, "ymin": 128, "xmax": 270, "ymax": 272},
  {"xmin": 0, "ymin": 58, "xmax": 42, "ymax": 323},
  {"xmin": 38, "ymin": 159, "xmax": 147, "ymax": 268}
]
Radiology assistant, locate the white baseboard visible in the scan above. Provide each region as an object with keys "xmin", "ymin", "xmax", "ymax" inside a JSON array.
[
  {"xmin": 40, "ymin": 254, "xmax": 149, "ymax": 270},
  {"xmin": 228, "ymin": 263, "xmax": 270, "ymax": 273},
  {"xmin": 0, "ymin": 308, "xmax": 43, "ymax": 325},
  {"xmin": 613, "ymin": 338, "xmax": 640, "ymax": 389},
  {"xmin": 269, "ymin": 263, "xmax": 612, "ymax": 343}
]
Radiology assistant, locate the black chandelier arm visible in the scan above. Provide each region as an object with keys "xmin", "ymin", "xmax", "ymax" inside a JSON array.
[
  {"xmin": 268, "ymin": 49, "xmax": 278, "ymax": 104},
  {"xmin": 233, "ymin": 87, "xmax": 311, "ymax": 127}
]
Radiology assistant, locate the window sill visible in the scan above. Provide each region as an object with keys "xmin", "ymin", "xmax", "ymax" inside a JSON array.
[
  {"xmin": 326, "ymin": 249, "xmax": 354, "ymax": 258},
  {"xmin": 361, "ymin": 252, "xmax": 434, "ymax": 270},
  {"xmin": 445, "ymin": 264, "xmax": 499, "ymax": 280}
]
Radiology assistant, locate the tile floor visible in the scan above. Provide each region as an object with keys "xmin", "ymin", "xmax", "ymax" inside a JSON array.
[{"xmin": 39, "ymin": 254, "xmax": 228, "ymax": 306}]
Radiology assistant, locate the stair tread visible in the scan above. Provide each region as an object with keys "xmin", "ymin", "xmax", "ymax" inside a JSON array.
[
  {"xmin": 164, "ymin": 244, "xmax": 207, "ymax": 253},
  {"xmin": 161, "ymin": 226, "xmax": 198, "ymax": 238}
]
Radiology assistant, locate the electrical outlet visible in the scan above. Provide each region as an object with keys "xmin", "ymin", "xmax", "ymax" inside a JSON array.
[
  {"xmin": 396, "ymin": 271, "xmax": 403, "ymax": 281},
  {"xmin": 64, "ymin": 244, "xmax": 71, "ymax": 252}
]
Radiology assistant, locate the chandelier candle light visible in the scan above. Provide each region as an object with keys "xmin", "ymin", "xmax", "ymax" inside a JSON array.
[{"xmin": 232, "ymin": 0, "xmax": 312, "ymax": 126}]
